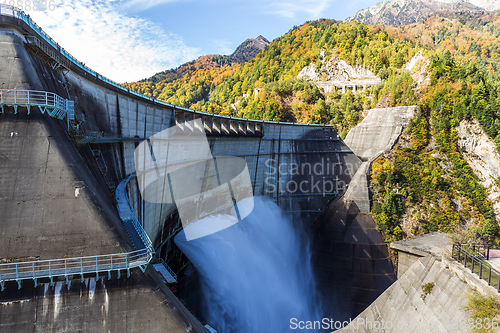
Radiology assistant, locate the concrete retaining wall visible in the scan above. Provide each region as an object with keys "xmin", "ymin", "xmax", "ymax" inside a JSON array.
[
  {"xmin": 339, "ymin": 255, "xmax": 472, "ymax": 333},
  {"xmin": 339, "ymin": 233, "xmax": 500, "ymax": 332}
]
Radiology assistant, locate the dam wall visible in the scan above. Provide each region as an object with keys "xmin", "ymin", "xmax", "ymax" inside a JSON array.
[
  {"xmin": 0, "ymin": 20, "xmax": 130, "ymax": 261},
  {"xmin": 0, "ymin": 4, "xmax": 399, "ymax": 330},
  {"xmin": 339, "ymin": 254, "xmax": 472, "ymax": 333},
  {"xmin": 0, "ymin": 268, "xmax": 207, "ymax": 332},
  {"xmin": 0, "ymin": 11, "xmax": 208, "ymax": 331},
  {"xmin": 63, "ymin": 55, "xmax": 360, "ymax": 250},
  {"xmin": 312, "ymin": 106, "xmax": 416, "ymax": 319}
]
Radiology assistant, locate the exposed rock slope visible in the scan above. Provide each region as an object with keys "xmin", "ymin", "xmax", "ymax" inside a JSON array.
[
  {"xmin": 457, "ymin": 119, "xmax": 500, "ymax": 222},
  {"xmin": 297, "ymin": 51, "xmax": 381, "ymax": 93},
  {"xmin": 346, "ymin": 0, "xmax": 487, "ymax": 25},
  {"xmin": 229, "ymin": 35, "xmax": 270, "ymax": 63},
  {"xmin": 404, "ymin": 50, "xmax": 430, "ymax": 89}
]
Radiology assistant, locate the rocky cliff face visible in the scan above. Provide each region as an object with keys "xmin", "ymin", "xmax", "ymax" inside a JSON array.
[
  {"xmin": 346, "ymin": 0, "xmax": 488, "ymax": 25},
  {"xmin": 229, "ymin": 35, "xmax": 270, "ymax": 63},
  {"xmin": 404, "ymin": 50, "xmax": 430, "ymax": 89},
  {"xmin": 298, "ymin": 55, "xmax": 378, "ymax": 82},
  {"xmin": 457, "ymin": 119, "xmax": 500, "ymax": 221},
  {"xmin": 297, "ymin": 51, "xmax": 381, "ymax": 93}
]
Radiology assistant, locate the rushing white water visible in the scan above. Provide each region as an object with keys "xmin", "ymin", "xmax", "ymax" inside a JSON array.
[{"xmin": 174, "ymin": 196, "xmax": 322, "ymax": 333}]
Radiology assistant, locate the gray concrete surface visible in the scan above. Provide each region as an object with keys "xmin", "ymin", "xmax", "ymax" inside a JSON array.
[
  {"xmin": 341, "ymin": 106, "xmax": 416, "ymax": 214},
  {"xmin": 312, "ymin": 106, "xmax": 416, "ymax": 320},
  {"xmin": 392, "ymin": 232, "xmax": 452, "ymax": 258},
  {"xmin": 0, "ymin": 31, "xmax": 128, "ymax": 260},
  {"xmin": 340, "ymin": 233, "xmax": 500, "ymax": 332},
  {"xmin": 339, "ymin": 255, "xmax": 472, "ymax": 333},
  {"xmin": 0, "ymin": 268, "xmax": 207, "ymax": 332},
  {"xmin": 313, "ymin": 199, "xmax": 396, "ymax": 320},
  {"xmin": 344, "ymin": 106, "xmax": 416, "ymax": 160},
  {"xmin": 0, "ymin": 21, "xmax": 208, "ymax": 332},
  {"xmin": 391, "ymin": 232, "xmax": 451, "ymax": 278}
]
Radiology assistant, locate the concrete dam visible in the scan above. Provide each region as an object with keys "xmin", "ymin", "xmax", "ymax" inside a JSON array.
[{"xmin": 0, "ymin": 5, "xmax": 411, "ymax": 332}]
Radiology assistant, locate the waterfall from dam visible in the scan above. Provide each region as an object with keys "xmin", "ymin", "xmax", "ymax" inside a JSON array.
[{"xmin": 174, "ymin": 196, "xmax": 322, "ymax": 333}]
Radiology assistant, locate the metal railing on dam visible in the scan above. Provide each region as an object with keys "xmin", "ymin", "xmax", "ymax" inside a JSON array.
[
  {"xmin": 116, "ymin": 173, "xmax": 154, "ymax": 251},
  {"xmin": 0, "ymin": 249, "xmax": 150, "ymax": 291},
  {"xmin": 24, "ymin": 35, "xmax": 71, "ymax": 70},
  {"xmin": 452, "ymin": 243, "xmax": 500, "ymax": 292},
  {"xmin": 0, "ymin": 89, "xmax": 74, "ymax": 121},
  {"xmin": 0, "ymin": 173, "xmax": 154, "ymax": 292},
  {"xmin": 0, "ymin": 3, "xmax": 340, "ymax": 138}
]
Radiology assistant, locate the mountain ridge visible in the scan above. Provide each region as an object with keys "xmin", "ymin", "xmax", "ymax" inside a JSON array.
[
  {"xmin": 229, "ymin": 35, "xmax": 270, "ymax": 63},
  {"xmin": 139, "ymin": 35, "xmax": 269, "ymax": 84},
  {"xmin": 346, "ymin": 0, "xmax": 489, "ymax": 25}
]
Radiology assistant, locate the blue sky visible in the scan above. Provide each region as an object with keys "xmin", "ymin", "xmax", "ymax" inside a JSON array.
[{"xmin": 29, "ymin": 0, "xmax": 383, "ymax": 82}]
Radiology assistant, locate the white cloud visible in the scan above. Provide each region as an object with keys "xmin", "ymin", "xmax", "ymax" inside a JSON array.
[
  {"xmin": 209, "ymin": 39, "xmax": 234, "ymax": 56},
  {"xmin": 265, "ymin": 0, "xmax": 334, "ymax": 19},
  {"xmin": 120, "ymin": 0, "xmax": 183, "ymax": 13},
  {"xmin": 29, "ymin": 0, "xmax": 200, "ymax": 82}
]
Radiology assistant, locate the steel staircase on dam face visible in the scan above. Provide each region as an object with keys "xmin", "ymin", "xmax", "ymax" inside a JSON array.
[{"xmin": 115, "ymin": 174, "xmax": 154, "ymax": 252}]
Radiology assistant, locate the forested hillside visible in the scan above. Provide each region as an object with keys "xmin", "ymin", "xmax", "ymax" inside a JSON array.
[
  {"xmin": 126, "ymin": 19, "xmax": 417, "ymax": 134},
  {"xmin": 372, "ymin": 51, "xmax": 500, "ymax": 244},
  {"xmin": 373, "ymin": 13, "xmax": 500, "ymax": 244},
  {"xmin": 125, "ymin": 13, "xmax": 500, "ymax": 245},
  {"xmin": 385, "ymin": 12, "xmax": 500, "ymax": 71}
]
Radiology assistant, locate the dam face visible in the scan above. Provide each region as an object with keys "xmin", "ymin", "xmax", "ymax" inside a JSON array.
[{"xmin": 0, "ymin": 6, "xmax": 395, "ymax": 331}]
